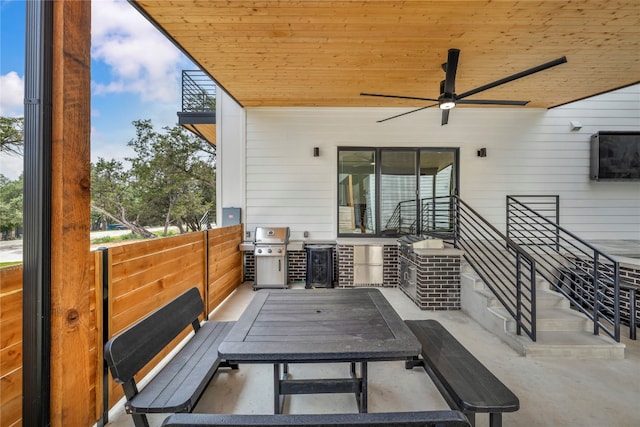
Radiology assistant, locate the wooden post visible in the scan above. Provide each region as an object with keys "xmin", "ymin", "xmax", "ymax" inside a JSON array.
[{"xmin": 49, "ymin": 1, "xmax": 93, "ymax": 425}]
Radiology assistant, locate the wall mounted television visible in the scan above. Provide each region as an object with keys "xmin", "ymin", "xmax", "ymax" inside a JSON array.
[{"xmin": 590, "ymin": 131, "xmax": 640, "ymax": 181}]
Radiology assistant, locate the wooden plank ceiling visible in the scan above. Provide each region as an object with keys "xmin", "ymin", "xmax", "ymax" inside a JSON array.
[{"xmin": 132, "ymin": 0, "xmax": 640, "ymax": 110}]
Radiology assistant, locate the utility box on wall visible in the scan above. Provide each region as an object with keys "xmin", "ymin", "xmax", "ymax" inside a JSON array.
[{"xmin": 222, "ymin": 207, "xmax": 241, "ymax": 226}]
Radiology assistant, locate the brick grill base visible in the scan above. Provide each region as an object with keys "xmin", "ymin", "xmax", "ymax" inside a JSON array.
[
  {"xmin": 400, "ymin": 254, "xmax": 461, "ymax": 310},
  {"xmin": 244, "ymin": 245, "xmax": 461, "ymax": 310}
]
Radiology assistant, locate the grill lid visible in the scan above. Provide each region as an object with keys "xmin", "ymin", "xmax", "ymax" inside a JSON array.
[{"xmin": 254, "ymin": 227, "xmax": 290, "ymax": 244}]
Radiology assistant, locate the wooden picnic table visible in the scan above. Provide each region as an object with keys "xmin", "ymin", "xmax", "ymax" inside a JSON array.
[{"xmin": 218, "ymin": 288, "xmax": 421, "ymax": 413}]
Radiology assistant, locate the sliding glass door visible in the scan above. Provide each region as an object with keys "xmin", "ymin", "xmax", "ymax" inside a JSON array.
[
  {"xmin": 338, "ymin": 147, "xmax": 457, "ymax": 236},
  {"xmin": 418, "ymin": 149, "xmax": 456, "ymax": 234}
]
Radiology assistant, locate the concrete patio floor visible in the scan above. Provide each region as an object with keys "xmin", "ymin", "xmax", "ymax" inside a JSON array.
[{"xmin": 105, "ymin": 282, "xmax": 640, "ymax": 427}]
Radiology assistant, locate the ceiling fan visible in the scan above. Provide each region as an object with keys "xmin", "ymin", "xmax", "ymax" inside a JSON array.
[{"xmin": 361, "ymin": 49, "xmax": 567, "ymax": 125}]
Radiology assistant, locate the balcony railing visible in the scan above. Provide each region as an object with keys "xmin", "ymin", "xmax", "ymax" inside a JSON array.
[{"xmin": 182, "ymin": 70, "xmax": 216, "ymax": 113}]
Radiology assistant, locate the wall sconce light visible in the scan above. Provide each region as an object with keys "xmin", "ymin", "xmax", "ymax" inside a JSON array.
[
  {"xmin": 477, "ymin": 148, "xmax": 487, "ymax": 158},
  {"xmin": 570, "ymin": 121, "xmax": 582, "ymax": 131},
  {"xmin": 313, "ymin": 147, "xmax": 320, "ymax": 157}
]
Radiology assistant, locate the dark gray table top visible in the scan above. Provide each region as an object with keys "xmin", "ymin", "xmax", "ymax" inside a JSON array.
[{"xmin": 218, "ymin": 288, "xmax": 421, "ymax": 363}]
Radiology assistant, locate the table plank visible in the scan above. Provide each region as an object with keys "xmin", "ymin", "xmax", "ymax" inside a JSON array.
[{"xmin": 219, "ymin": 288, "xmax": 420, "ymax": 363}]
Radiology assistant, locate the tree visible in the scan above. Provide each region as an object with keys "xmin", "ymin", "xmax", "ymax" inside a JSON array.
[
  {"xmin": 0, "ymin": 117, "xmax": 24, "ymax": 156},
  {"xmin": 90, "ymin": 158, "xmax": 155, "ymax": 238},
  {"xmin": 90, "ymin": 120, "xmax": 217, "ymax": 237},
  {"xmin": 0, "ymin": 174, "xmax": 23, "ymax": 239},
  {"xmin": 126, "ymin": 120, "xmax": 216, "ymax": 234}
]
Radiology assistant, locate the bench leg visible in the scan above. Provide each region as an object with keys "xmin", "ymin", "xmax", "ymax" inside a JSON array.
[
  {"xmin": 221, "ymin": 360, "xmax": 239, "ymax": 369},
  {"xmin": 489, "ymin": 412, "xmax": 503, "ymax": 427},
  {"xmin": 463, "ymin": 411, "xmax": 476, "ymax": 427},
  {"xmin": 405, "ymin": 356, "xmax": 423, "ymax": 369},
  {"xmin": 131, "ymin": 413, "xmax": 150, "ymax": 427}
]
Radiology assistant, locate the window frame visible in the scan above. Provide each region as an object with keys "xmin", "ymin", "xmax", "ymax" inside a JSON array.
[{"xmin": 337, "ymin": 146, "xmax": 459, "ymax": 237}]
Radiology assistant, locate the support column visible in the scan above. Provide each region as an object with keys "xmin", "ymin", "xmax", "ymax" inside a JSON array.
[
  {"xmin": 23, "ymin": 1, "xmax": 92, "ymax": 426},
  {"xmin": 50, "ymin": 1, "xmax": 92, "ymax": 425}
]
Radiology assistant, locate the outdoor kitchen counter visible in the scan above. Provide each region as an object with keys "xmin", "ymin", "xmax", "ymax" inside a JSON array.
[
  {"xmin": 336, "ymin": 238, "xmax": 399, "ymax": 245},
  {"xmin": 239, "ymin": 240, "xmax": 337, "ymax": 251},
  {"xmin": 411, "ymin": 247, "xmax": 464, "ymax": 256}
]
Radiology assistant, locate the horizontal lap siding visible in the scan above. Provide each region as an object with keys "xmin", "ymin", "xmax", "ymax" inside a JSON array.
[
  {"xmin": 464, "ymin": 85, "xmax": 640, "ymax": 239},
  {"xmin": 244, "ymin": 85, "xmax": 639, "ymax": 240}
]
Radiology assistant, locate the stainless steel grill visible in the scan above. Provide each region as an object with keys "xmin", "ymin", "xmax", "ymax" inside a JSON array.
[{"xmin": 253, "ymin": 226, "xmax": 290, "ymax": 290}]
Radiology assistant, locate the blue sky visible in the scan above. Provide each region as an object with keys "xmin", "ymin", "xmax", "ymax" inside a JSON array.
[{"xmin": 0, "ymin": 0, "xmax": 196, "ymax": 179}]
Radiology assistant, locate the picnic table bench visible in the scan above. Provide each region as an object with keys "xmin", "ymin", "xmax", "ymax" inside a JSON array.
[
  {"xmin": 405, "ymin": 320, "xmax": 519, "ymax": 427},
  {"xmin": 160, "ymin": 410, "xmax": 472, "ymax": 426},
  {"xmin": 104, "ymin": 287, "xmax": 238, "ymax": 427}
]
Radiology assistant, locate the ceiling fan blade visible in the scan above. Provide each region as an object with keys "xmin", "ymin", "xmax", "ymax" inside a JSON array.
[
  {"xmin": 443, "ymin": 48, "xmax": 460, "ymax": 94},
  {"xmin": 360, "ymin": 92, "xmax": 439, "ymax": 102},
  {"xmin": 377, "ymin": 103, "xmax": 439, "ymax": 123},
  {"xmin": 441, "ymin": 109, "xmax": 450, "ymax": 126},
  {"xmin": 456, "ymin": 99, "xmax": 529, "ymax": 106},
  {"xmin": 456, "ymin": 56, "xmax": 567, "ymax": 100}
]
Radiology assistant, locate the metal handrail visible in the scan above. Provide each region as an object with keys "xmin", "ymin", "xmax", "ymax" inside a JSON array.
[
  {"xmin": 384, "ymin": 199, "xmax": 416, "ymax": 233},
  {"xmin": 506, "ymin": 195, "xmax": 621, "ymax": 341},
  {"xmin": 453, "ymin": 196, "xmax": 537, "ymax": 341},
  {"xmin": 182, "ymin": 70, "xmax": 216, "ymax": 113}
]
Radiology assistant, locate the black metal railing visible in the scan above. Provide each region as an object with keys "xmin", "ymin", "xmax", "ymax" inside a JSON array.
[
  {"xmin": 384, "ymin": 199, "xmax": 416, "ymax": 233},
  {"xmin": 506, "ymin": 195, "xmax": 559, "ymax": 250},
  {"xmin": 421, "ymin": 196, "xmax": 455, "ymax": 236},
  {"xmin": 454, "ymin": 196, "xmax": 537, "ymax": 341},
  {"xmin": 182, "ymin": 70, "xmax": 216, "ymax": 113},
  {"xmin": 384, "ymin": 195, "xmax": 537, "ymax": 340},
  {"xmin": 507, "ymin": 195, "xmax": 621, "ymax": 342}
]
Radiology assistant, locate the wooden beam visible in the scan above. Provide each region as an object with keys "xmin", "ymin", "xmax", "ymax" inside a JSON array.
[{"xmin": 49, "ymin": 1, "xmax": 93, "ymax": 426}]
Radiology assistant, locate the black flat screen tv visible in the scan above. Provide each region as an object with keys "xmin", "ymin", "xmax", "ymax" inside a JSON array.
[{"xmin": 590, "ymin": 131, "xmax": 640, "ymax": 181}]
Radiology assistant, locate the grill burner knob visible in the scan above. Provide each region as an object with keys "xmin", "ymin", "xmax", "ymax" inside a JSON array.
[
  {"xmin": 257, "ymin": 248, "xmax": 262, "ymax": 254},
  {"xmin": 267, "ymin": 248, "xmax": 272, "ymax": 254},
  {"xmin": 277, "ymin": 248, "xmax": 282, "ymax": 254}
]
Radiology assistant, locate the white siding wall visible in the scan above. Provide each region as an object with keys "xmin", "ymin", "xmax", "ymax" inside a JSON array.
[
  {"xmin": 230, "ymin": 85, "xmax": 640, "ymax": 241},
  {"xmin": 217, "ymin": 90, "xmax": 246, "ymax": 231}
]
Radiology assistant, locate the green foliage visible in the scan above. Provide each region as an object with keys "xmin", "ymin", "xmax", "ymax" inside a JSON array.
[
  {"xmin": 0, "ymin": 174, "xmax": 23, "ymax": 236},
  {"xmin": 90, "ymin": 120, "xmax": 216, "ymax": 235},
  {"xmin": 0, "ymin": 116, "xmax": 24, "ymax": 156}
]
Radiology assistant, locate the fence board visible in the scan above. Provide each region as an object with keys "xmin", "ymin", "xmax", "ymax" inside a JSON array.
[
  {"xmin": 0, "ymin": 367, "xmax": 21, "ymax": 427},
  {"xmin": 0, "ymin": 265, "xmax": 22, "ymax": 427},
  {"xmin": 0, "ymin": 226, "xmax": 244, "ymax": 425}
]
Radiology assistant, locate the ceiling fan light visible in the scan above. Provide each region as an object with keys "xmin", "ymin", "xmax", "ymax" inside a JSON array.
[{"xmin": 439, "ymin": 100, "xmax": 456, "ymax": 110}]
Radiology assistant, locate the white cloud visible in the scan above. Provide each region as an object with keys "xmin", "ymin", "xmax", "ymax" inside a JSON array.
[
  {"xmin": 0, "ymin": 154, "xmax": 23, "ymax": 180},
  {"xmin": 91, "ymin": 0, "xmax": 187, "ymax": 103},
  {"xmin": 0, "ymin": 71, "xmax": 24, "ymax": 117}
]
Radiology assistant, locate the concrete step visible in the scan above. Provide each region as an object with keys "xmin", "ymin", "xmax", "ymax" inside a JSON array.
[
  {"xmin": 490, "ymin": 306, "xmax": 590, "ymax": 333},
  {"xmin": 510, "ymin": 330, "xmax": 625, "ymax": 359},
  {"xmin": 461, "ymin": 266, "xmax": 625, "ymax": 360}
]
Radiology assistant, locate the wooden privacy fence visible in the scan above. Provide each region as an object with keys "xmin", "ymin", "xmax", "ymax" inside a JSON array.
[
  {"xmin": 0, "ymin": 265, "xmax": 23, "ymax": 427},
  {"xmin": 0, "ymin": 225, "xmax": 244, "ymax": 427}
]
